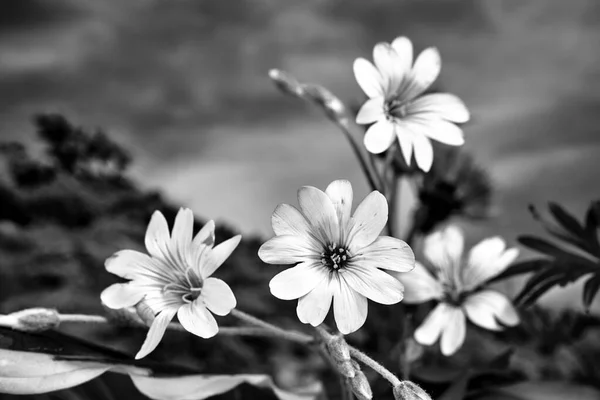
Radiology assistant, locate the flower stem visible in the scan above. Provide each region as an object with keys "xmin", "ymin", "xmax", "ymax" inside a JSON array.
[
  {"xmin": 348, "ymin": 347, "xmax": 401, "ymax": 387},
  {"xmin": 230, "ymin": 309, "xmax": 313, "ymax": 344},
  {"xmin": 315, "ymin": 325, "xmax": 401, "ymax": 388},
  {"xmin": 335, "ymin": 119, "xmax": 383, "ymax": 193}
]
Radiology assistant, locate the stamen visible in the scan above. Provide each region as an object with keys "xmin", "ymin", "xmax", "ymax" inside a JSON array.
[{"xmin": 321, "ymin": 243, "xmax": 350, "ymax": 271}]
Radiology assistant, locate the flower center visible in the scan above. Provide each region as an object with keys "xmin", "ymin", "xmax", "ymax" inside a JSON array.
[
  {"xmin": 163, "ymin": 266, "xmax": 204, "ymax": 304},
  {"xmin": 384, "ymin": 99, "xmax": 407, "ymax": 120},
  {"xmin": 321, "ymin": 243, "xmax": 350, "ymax": 271}
]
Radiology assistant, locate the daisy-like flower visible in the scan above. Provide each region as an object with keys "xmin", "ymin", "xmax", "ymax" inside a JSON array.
[
  {"xmin": 393, "ymin": 225, "xmax": 520, "ymax": 356},
  {"xmin": 101, "ymin": 208, "xmax": 241, "ymax": 359},
  {"xmin": 258, "ymin": 179, "xmax": 415, "ymax": 334},
  {"xmin": 354, "ymin": 36, "xmax": 469, "ymax": 172}
]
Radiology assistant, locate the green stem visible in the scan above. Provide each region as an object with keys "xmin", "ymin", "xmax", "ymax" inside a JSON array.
[
  {"xmin": 230, "ymin": 309, "xmax": 313, "ymax": 344},
  {"xmin": 316, "ymin": 325, "xmax": 401, "ymax": 388},
  {"xmin": 335, "ymin": 120, "xmax": 383, "ymax": 193}
]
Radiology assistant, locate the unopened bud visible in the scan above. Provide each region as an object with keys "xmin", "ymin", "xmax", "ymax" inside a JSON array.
[
  {"xmin": 301, "ymin": 84, "xmax": 347, "ymax": 122},
  {"xmin": 326, "ymin": 335, "xmax": 354, "ymax": 377},
  {"xmin": 102, "ymin": 304, "xmax": 145, "ymax": 327},
  {"xmin": 135, "ymin": 301, "xmax": 156, "ymax": 327},
  {"xmin": 349, "ymin": 362, "xmax": 372, "ymax": 400},
  {"xmin": 0, "ymin": 308, "xmax": 60, "ymax": 332},
  {"xmin": 268, "ymin": 69, "xmax": 305, "ymax": 98},
  {"xmin": 393, "ymin": 381, "xmax": 432, "ymax": 400}
]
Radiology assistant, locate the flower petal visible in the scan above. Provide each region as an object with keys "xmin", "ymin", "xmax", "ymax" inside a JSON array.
[
  {"xmin": 401, "ymin": 47, "xmax": 441, "ymax": 101},
  {"xmin": 135, "ymin": 308, "xmax": 177, "ymax": 359},
  {"xmin": 105, "ymin": 249, "xmax": 170, "ymax": 281},
  {"xmin": 333, "ymin": 277, "xmax": 368, "ymax": 334},
  {"xmin": 395, "ymin": 126, "xmax": 414, "ymax": 166},
  {"xmin": 297, "ymin": 278, "xmax": 333, "ymax": 326},
  {"xmin": 101, "ymin": 283, "xmax": 146, "ymax": 309},
  {"xmin": 193, "ymin": 220, "xmax": 215, "ymax": 248},
  {"xmin": 202, "ymin": 277, "xmax": 236, "ymax": 316},
  {"xmin": 391, "ymin": 36, "xmax": 413, "ymax": 78},
  {"xmin": 363, "ymin": 120, "xmax": 396, "ymax": 154},
  {"xmin": 462, "ymin": 290, "xmax": 520, "ymax": 331},
  {"xmin": 407, "ymin": 93, "xmax": 470, "ymax": 123},
  {"xmin": 412, "ymin": 133, "xmax": 434, "ymax": 172},
  {"xmin": 271, "ymin": 204, "xmax": 312, "ymax": 237},
  {"xmin": 462, "ymin": 237, "xmax": 519, "ymax": 290},
  {"xmin": 353, "ymin": 58, "xmax": 385, "ymax": 98},
  {"xmin": 298, "ymin": 185, "xmax": 340, "ymax": 244},
  {"xmin": 352, "ymin": 236, "xmax": 414, "ymax": 272},
  {"xmin": 347, "ymin": 190, "xmax": 388, "ymax": 251},
  {"xmin": 269, "ymin": 262, "xmax": 326, "ymax": 300},
  {"xmin": 394, "ymin": 262, "xmax": 444, "ymax": 304},
  {"xmin": 403, "ymin": 117, "xmax": 465, "ymax": 146},
  {"xmin": 414, "ymin": 302, "xmax": 451, "ymax": 346},
  {"xmin": 325, "ymin": 179, "xmax": 354, "ymax": 231},
  {"xmin": 423, "ymin": 225, "xmax": 464, "ymax": 286},
  {"xmin": 145, "ymin": 211, "xmax": 170, "ymax": 259},
  {"xmin": 356, "ymin": 97, "xmax": 385, "ymax": 124},
  {"xmin": 177, "ymin": 301, "xmax": 218, "ymax": 339},
  {"xmin": 169, "ymin": 208, "xmax": 194, "ymax": 266},
  {"xmin": 343, "ymin": 266, "xmax": 404, "ymax": 305},
  {"xmin": 373, "ymin": 43, "xmax": 402, "ymax": 94},
  {"xmin": 201, "ymin": 235, "xmax": 241, "ymax": 278},
  {"xmin": 440, "ymin": 306, "xmax": 466, "ymax": 356},
  {"xmin": 258, "ymin": 235, "xmax": 318, "ymax": 265}
]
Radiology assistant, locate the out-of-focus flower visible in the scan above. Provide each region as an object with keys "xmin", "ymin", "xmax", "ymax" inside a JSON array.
[
  {"xmin": 101, "ymin": 208, "xmax": 241, "ymax": 359},
  {"xmin": 259, "ymin": 180, "xmax": 415, "ymax": 334},
  {"xmin": 413, "ymin": 146, "xmax": 493, "ymax": 234},
  {"xmin": 354, "ymin": 36, "xmax": 469, "ymax": 172},
  {"xmin": 393, "ymin": 225, "xmax": 519, "ymax": 356}
]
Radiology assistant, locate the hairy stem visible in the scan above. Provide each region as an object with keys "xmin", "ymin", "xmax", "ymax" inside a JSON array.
[{"xmin": 230, "ymin": 309, "xmax": 313, "ymax": 344}]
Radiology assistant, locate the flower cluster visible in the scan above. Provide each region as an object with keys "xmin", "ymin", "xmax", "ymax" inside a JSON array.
[
  {"xmin": 354, "ymin": 36, "xmax": 469, "ymax": 172},
  {"xmin": 394, "ymin": 225, "xmax": 520, "ymax": 355}
]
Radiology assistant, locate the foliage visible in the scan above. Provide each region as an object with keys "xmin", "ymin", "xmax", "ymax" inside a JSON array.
[{"xmin": 495, "ymin": 201, "xmax": 600, "ymax": 310}]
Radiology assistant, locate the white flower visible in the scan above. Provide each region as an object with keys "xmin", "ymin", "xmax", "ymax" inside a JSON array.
[
  {"xmin": 101, "ymin": 208, "xmax": 241, "ymax": 359},
  {"xmin": 393, "ymin": 225, "xmax": 520, "ymax": 356},
  {"xmin": 354, "ymin": 36, "xmax": 469, "ymax": 172},
  {"xmin": 258, "ymin": 179, "xmax": 415, "ymax": 334}
]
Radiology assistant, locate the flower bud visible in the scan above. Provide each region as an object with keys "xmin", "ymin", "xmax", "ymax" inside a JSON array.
[
  {"xmin": 325, "ymin": 334, "xmax": 354, "ymax": 378},
  {"xmin": 135, "ymin": 301, "xmax": 156, "ymax": 327},
  {"xmin": 393, "ymin": 380, "xmax": 432, "ymax": 400},
  {"xmin": 301, "ymin": 83, "xmax": 348, "ymax": 123},
  {"xmin": 348, "ymin": 361, "xmax": 372, "ymax": 400},
  {"xmin": 0, "ymin": 308, "xmax": 60, "ymax": 332},
  {"xmin": 268, "ymin": 69, "xmax": 305, "ymax": 98},
  {"xmin": 102, "ymin": 304, "xmax": 145, "ymax": 327}
]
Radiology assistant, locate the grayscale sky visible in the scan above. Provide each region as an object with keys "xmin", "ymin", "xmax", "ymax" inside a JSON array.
[{"xmin": 1, "ymin": 0, "xmax": 599, "ymax": 309}]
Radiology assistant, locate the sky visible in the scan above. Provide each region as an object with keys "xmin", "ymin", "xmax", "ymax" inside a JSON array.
[{"xmin": 0, "ymin": 0, "xmax": 599, "ymax": 309}]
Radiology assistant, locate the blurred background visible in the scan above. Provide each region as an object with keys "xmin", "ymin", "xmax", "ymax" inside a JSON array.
[{"xmin": 0, "ymin": 0, "xmax": 599, "ymax": 312}]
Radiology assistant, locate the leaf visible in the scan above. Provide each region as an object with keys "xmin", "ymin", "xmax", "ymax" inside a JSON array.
[
  {"xmin": 0, "ymin": 348, "xmax": 111, "ymax": 395},
  {"xmin": 515, "ymin": 267, "xmax": 569, "ymax": 307},
  {"xmin": 0, "ymin": 328, "xmax": 322, "ymax": 400},
  {"xmin": 473, "ymin": 381, "xmax": 600, "ymax": 400},
  {"xmin": 488, "ymin": 259, "xmax": 550, "ymax": 284},
  {"xmin": 517, "ymin": 236, "xmax": 589, "ymax": 264},
  {"xmin": 582, "ymin": 274, "xmax": 600, "ymax": 312},
  {"xmin": 437, "ymin": 371, "xmax": 470, "ymax": 400},
  {"xmin": 131, "ymin": 374, "xmax": 322, "ymax": 400},
  {"xmin": 547, "ymin": 202, "xmax": 585, "ymax": 239}
]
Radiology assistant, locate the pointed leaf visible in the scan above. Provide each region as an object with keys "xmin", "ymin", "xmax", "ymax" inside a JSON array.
[
  {"xmin": 130, "ymin": 373, "xmax": 322, "ymax": 400},
  {"xmin": 517, "ymin": 236, "xmax": 597, "ymax": 269},
  {"xmin": 488, "ymin": 259, "xmax": 550, "ymax": 284},
  {"xmin": 515, "ymin": 267, "xmax": 569, "ymax": 307},
  {"xmin": 547, "ymin": 202, "xmax": 585, "ymax": 238},
  {"xmin": 582, "ymin": 274, "xmax": 600, "ymax": 313}
]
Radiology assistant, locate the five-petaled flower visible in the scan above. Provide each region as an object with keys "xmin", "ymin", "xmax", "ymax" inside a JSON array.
[
  {"xmin": 354, "ymin": 36, "xmax": 469, "ymax": 172},
  {"xmin": 393, "ymin": 225, "xmax": 520, "ymax": 356},
  {"xmin": 258, "ymin": 179, "xmax": 415, "ymax": 334},
  {"xmin": 101, "ymin": 208, "xmax": 241, "ymax": 359}
]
